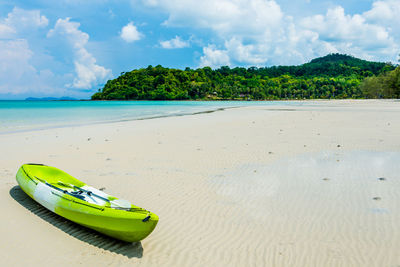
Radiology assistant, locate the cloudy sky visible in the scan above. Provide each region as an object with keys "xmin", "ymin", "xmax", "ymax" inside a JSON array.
[{"xmin": 0, "ymin": 0, "xmax": 399, "ymax": 99}]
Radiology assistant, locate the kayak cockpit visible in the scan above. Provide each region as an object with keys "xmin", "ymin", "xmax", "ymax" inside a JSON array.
[
  {"xmin": 45, "ymin": 181, "xmax": 133, "ymax": 210},
  {"xmin": 22, "ymin": 164, "xmax": 133, "ymax": 210}
]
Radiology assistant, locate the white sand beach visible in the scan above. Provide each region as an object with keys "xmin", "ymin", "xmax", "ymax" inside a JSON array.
[{"xmin": 1, "ymin": 100, "xmax": 400, "ymax": 266}]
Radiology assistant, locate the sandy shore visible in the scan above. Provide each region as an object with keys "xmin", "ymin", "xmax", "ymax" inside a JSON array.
[{"xmin": 1, "ymin": 100, "xmax": 400, "ymax": 266}]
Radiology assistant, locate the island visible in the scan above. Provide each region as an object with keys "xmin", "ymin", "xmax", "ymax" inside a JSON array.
[{"xmin": 91, "ymin": 53, "xmax": 399, "ymax": 101}]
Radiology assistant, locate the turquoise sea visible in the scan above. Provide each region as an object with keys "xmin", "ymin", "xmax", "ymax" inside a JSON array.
[{"xmin": 0, "ymin": 100, "xmax": 303, "ymax": 134}]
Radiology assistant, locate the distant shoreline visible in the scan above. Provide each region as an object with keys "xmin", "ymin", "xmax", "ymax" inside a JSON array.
[{"xmin": 19, "ymin": 98, "xmax": 382, "ymax": 102}]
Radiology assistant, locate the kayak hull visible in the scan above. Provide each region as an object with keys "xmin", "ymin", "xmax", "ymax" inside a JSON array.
[{"xmin": 16, "ymin": 164, "xmax": 158, "ymax": 242}]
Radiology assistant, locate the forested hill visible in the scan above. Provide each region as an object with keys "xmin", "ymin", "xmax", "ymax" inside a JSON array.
[
  {"xmin": 92, "ymin": 53, "xmax": 396, "ymax": 100},
  {"xmin": 262, "ymin": 53, "xmax": 392, "ymax": 77}
]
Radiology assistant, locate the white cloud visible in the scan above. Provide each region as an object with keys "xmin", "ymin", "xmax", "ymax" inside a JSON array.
[
  {"xmin": 142, "ymin": 0, "xmax": 400, "ymax": 66},
  {"xmin": 0, "ymin": 23, "xmax": 15, "ymax": 38},
  {"xmin": 302, "ymin": 7, "xmax": 391, "ymax": 48},
  {"xmin": 224, "ymin": 38, "xmax": 268, "ymax": 65},
  {"xmin": 0, "ymin": 7, "xmax": 48, "ymax": 38},
  {"xmin": 363, "ymin": 0, "xmax": 400, "ymax": 44},
  {"xmin": 141, "ymin": 0, "xmax": 302, "ymax": 66},
  {"xmin": 144, "ymin": 0, "xmax": 283, "ymax": 38},
  {"xmin": 301, "ymin": 5, "xmax": 398, "ymax": 61},
  {"xmin": 160, "ymin": 36, "xmax": 189, "ymax": 49},
  {"xmin": 0, "ymin": 8, "xmax": 65, "ymax": 96},
  {"xmin": 48, "ymin": 18, "xmax": 112, "ymax": 89},
  {"xmin": 0, "ymin": 39, "xmax": 34, "ymax": 94},
  {"xmin": 364, "ymin": 0, "xmax": 400, "ymax": 26},
  {"xmin": 0, "ymin": 7, "xmax": 113, "ymax": 98},
  {"xmin": 120, "ymin": 22, "xmax": 142, "ymax": 42},
  {"xmin": 4, "ymin": 7, "xmax": 48, "ymax": 29},
  {"xmin": 0, "ymin": 39, "xmax": 61, "ymax": 95},
  {"xmin": 199, "ymin": 45, "xmax": 230, "ymax": 68}
]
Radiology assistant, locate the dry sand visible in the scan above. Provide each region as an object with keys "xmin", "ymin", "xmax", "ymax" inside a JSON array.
[{"xmin": 1, "ymin": 100, "xmax": 400, "ymax": 266}]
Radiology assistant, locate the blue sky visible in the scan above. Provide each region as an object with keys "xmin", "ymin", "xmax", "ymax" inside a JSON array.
[{"xmin": 0, "ymin": 0, "xmax": 399, "ymax": 99}]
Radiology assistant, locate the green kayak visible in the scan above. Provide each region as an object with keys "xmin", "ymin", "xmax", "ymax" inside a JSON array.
[{"xmin": 16, "ymin": 163, "xmax": 158, "ymax": 242}]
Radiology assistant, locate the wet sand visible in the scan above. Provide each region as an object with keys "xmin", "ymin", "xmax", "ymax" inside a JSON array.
[{"xmin": 1, "ymin": 100, "xmax": 400, "ymax": 266}]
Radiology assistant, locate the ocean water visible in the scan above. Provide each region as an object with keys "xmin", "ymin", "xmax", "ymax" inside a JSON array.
[{"xmin": 0, "ymin": 100, "xmax": 302, "ymax": 134}]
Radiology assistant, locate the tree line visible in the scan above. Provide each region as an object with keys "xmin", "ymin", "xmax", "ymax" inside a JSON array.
[
  {"xmin": 361, "ymin": 67, "xmax": 400, "ymax": 98},
  {"xmin": 91, "ymin": 53, "xmax": 398, "ymax": 100}
]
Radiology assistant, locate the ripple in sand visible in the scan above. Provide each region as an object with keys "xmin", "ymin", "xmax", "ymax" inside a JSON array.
[
  {"xmin": 207, "ymin": 150, "xmax": 400, "ymax": 265},
  {"xmin": 211, "ymin": 150, "xmax": 400, "ymax": 220}
]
